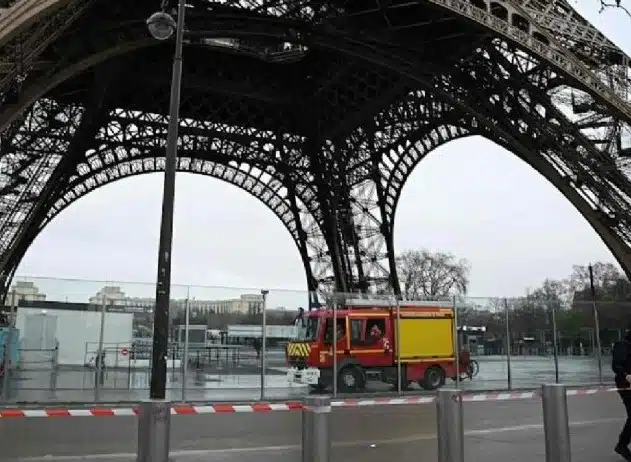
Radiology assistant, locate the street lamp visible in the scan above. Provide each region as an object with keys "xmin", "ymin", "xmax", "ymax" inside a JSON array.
[
  {"xmin": 147, "ymin": 11, "xmax": 177, "ymax": 41},
  {"xmin": 136, "ymin": 1, "xmax": 186, "ymax": 461},
  {"xmin": 147, "ymin": 0, "xmax": 186, "ymax": 402}
]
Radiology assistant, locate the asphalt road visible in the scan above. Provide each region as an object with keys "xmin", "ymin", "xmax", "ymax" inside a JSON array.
[{"xmin": 0, "ymin": 392, "xmax": 626, "ymax": 461}]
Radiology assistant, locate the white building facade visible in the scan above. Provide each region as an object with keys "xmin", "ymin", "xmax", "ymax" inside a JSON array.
[{"xmin": 88, "ymin": 286, "xmax": 263, "ymax": 316}]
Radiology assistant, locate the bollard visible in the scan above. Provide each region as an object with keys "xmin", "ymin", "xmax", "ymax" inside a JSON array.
[
  {"xmin": 302, "ymin": 395, "xmax": 331, "ymax": 462},
  {"xmin": 541, "ymin": 384, "xmax": 571, "ymax": 462},
  {"xmin": 136, "ymin": 400, "xmax": 171, "ymax": 462},
  {"xmin": 436, "ymin": 389, "xmax": 464, "ymax": 462}
]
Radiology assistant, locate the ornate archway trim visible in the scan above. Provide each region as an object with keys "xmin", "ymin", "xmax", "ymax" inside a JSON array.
[
  {"xmin": 524, "ymin": 145, "xmax": 631, "ymax": 274},
  {"xmin": 387, "ymin": 127, "xmax": 631, "ymax": 278},
  {"xmin": 382, "ymin": 125, "xmax": 474, "ymax": 225},
  {"xmin": 50, "ymin": 156, "xmax": 307, "ymax": 243},
  {"xmin": 26, "ymin": 155, "xmax": 315, "ymax": 288}
]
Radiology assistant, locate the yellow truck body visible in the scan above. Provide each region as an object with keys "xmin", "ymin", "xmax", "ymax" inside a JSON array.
[{"xmin": 397, "ymin": 317, "xmax": 455, "ymax": 360}]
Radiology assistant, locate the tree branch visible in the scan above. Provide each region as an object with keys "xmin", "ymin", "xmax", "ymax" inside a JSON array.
[{"xmin": 599, "ymin": 0, "xmax": 631, "ymax": 18}]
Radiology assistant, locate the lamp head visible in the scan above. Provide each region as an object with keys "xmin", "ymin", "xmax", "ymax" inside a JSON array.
[{"xmin": 147, "ymin": 11, "xmax": 176, "ymax": 41}]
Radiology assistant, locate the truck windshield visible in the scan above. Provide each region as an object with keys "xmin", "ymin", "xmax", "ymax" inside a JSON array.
[{"xmin": 295, "ymin": 316, "xmax": 320, "ymax": 342}]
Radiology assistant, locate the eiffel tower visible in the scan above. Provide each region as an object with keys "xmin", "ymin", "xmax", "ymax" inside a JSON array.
[{"xmin": 0, "ymin": 0, "xmax": 629, "ymax": 302}]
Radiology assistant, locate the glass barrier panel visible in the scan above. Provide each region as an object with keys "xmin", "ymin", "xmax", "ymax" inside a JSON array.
[
  {"xmin": 265, "ymin": 288, "xmax": 310, "ymax": 400},
  {"xmin": 5, "ymin": 276, "xmax": 114, "ymax": 403},
  {"xmin": 455, "ymin": 296, "xmax": 506, "ymax": 391},
  {"xmin": 186, "ymin": 284, "xmax": 267, "ymax": 402},
  {"xmin": 564, "ymin": 298, "xmax": 629, "ymax": 387}
]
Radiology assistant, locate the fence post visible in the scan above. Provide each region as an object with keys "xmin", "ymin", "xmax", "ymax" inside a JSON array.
[
  {"xmin": 588, "ymin": 264, "xmax": 603, "ymax": 384},
  {"xmin": 550, "ymin": 303, "xmax": 560, "ymax": 384},
  {"xmin": 2, "ymin": 291, "xmax": 17, "ymax": 401},
  {"xmin": 332, "ymin": 297, "xmax": 338, "ymax": 397},
  {"xmin": 541, "ymin": 384, "xmax": 571, "ymax": 462},
  {"xmin": 95, "ymin": 296, "xmax": 107, "ymax": 401},
  {"xmin": 49, "ymin": 340, "xmax": 59, "ymax": 392},
  {"xmin": 260, "ymin": 289, "xmax": 268, "ymax": 401},
  {"xmin": 170, "ymin": 346, "xmax": 176, "ymax": 382},
  {"xmin": 452, "ymin": 296, "xmax": 460, "ymax": 389},
  {"xmin": 436, "ymin": 389, "xmax": 464, "ymax": 462},
  {"xmin": 182, "ymin": 293, "xmax": 190, "ymax": 402},
  {"xmin": 127, "ymin": 351, "xmax": 132, "ymax": 389},
  {"xmin": 394, "ymin": 296, "xmax": 402, "ymax": 394},
  {"xmin": 302, "ymin": 395, "xmax": 331, "ymax": 462},
  {"xmin": 136, "ymin": 400, "xmax": 171, "ymax": 462},
  {"xmin": 503, "ymin": 298, "xmax": 512, "ymax": 390}
]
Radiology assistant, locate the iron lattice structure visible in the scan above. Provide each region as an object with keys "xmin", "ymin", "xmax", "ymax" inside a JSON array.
[{"xmin": 0, "ymin": 0, "xmax": 629, "ymax": 302}]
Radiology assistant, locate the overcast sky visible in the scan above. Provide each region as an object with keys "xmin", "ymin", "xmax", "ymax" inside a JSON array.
[{"xmin": 14, "ymin": 1, "xmax": 631, "ymax": 305}]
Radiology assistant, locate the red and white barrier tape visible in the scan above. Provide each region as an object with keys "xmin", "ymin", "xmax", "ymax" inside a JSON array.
[
  {"xmin": 0, "ymin": 386, "xmax": 619, "ymax": 418},
  {"xmin": 331, "ymin": 386, "xmax": 617, "ymax": 408},
  {"xmin": 0, "ymin": 401, "xmax": 304, "ymax": 418}
]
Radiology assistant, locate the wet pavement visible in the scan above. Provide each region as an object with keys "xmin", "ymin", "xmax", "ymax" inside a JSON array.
[
  {"xmin": 1, "ymin": 354, "xmax": 609, "ymax": 404},
  {"xmin": 0, "ymin": 392, "xmax": 624, "ymax": 461}
]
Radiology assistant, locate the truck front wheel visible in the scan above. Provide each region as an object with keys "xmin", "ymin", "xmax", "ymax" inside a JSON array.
[
  {"xmin": 337, "ymin": 366, "xmax": 365, "ymax": 393},
  {"xmin": 420, "ymin": 366, "xmax": 445, "ymax": 390}
]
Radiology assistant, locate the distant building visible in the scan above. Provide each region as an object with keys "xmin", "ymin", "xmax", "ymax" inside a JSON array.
[
  {"xmin": 201, "ymin": 294, "xmax": 264, "ymax": 316},
  {"xmin": 88, "ymin": 286, "xmax": 154, "ymax": 313},
  {"xmin": 8, "ymin": 281, "xmax": 46, "ymax": 305},
  {"xmin": 88, "ymin": 286, "xmax": 264, "ymax": 316}
]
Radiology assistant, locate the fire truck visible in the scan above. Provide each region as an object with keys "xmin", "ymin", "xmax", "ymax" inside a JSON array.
[{"xmin": 285, "ymin": 299, "xmax": 457, "ymax": 392}]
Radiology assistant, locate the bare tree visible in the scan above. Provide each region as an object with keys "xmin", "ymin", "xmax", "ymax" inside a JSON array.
[
  {"xmin": 599, "ymin": 0, "xmax": 630, "ymax": 17},
  {"xmin": 397, "ymin": 249, "xmax": 470, "ymax": 300},
  {"xmin": 567, "ymin": 262, "xmax": 622, "ymax": 296},
  {"xmin": 456, "ymin": 297, "xmax": 506, "ymax": 334}
]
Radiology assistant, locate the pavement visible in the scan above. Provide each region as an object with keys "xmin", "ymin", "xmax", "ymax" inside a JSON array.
[{"xmin": 0, "ymin": 392, "xmax": 626, "ymax": 461}]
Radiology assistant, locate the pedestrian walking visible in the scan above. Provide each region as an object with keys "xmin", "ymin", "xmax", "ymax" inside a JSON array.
[
  {"xmin": 253, "ymin": 337, "xmax": 261, "ymax": 360},
  {"xmin": 292, "ymin": 307, "xmax": 305, "ymax": 327},
  {"xmin": 612, "ymin": 327, "xmax": 631, "ymax": 461}
]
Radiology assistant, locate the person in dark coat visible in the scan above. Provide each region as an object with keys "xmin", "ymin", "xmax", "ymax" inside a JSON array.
[
  {"xmin": 612, "ymin": 326, "xmax": 631, "ymax": 461},
  {"xmin": 292, "ymin": 307, "xmax": 305, "ymax": 327},
  {"xmin": 252, "ymin": 337, "xmax": 262, "ymax": 360}
]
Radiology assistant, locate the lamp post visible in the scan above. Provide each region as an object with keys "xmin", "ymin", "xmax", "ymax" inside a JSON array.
[
  {"xmin": 136, "ymin": 2, "xmax": 185, "ymax": 462},
  {"xmin": 147, "ymin": 0, "xmax": 185, "ymax": 402}
]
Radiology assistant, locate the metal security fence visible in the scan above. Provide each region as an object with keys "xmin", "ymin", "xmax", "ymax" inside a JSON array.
[{"xmin": 0, "ymin": 277, "xmax": 622, "ymax": 404}]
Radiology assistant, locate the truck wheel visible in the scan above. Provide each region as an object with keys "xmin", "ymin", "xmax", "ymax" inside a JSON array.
[
  {"xmin": 338, "ymin": 366, "xmax": 365, "ymax": 393},
  {"xmin": 420, "ymin": 366, "xmax": 446, "ymax": 390}
]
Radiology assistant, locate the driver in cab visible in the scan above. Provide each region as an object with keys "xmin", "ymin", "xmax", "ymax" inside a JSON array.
[{"xmin": 366, "ymin": 324, "xmax": 392, "ymax": 353}]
